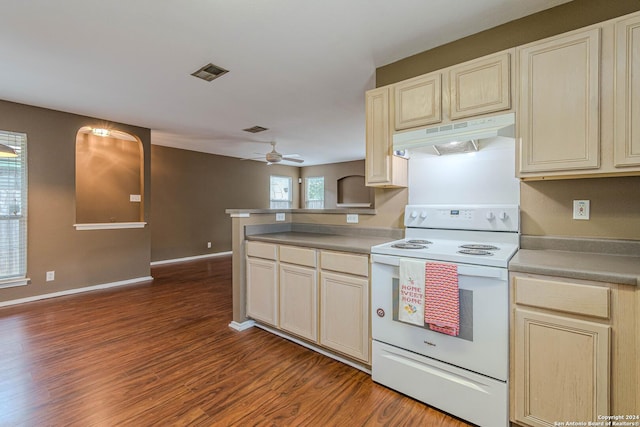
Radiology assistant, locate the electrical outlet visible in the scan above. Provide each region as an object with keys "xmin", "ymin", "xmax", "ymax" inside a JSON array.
[
  {"xmin": 346, "ymin": 214, "xmax": 359, "ymax": 224},
  {"xmin": 275, "ymin": 213, "xmax": 285, "ymax": 222},
  {"xmin": 207, "ymin": 242, "xmax": 212, "ymax": 249},
  {"xmin": 129, "ymin": 194, "xmax": 141, "ymax": 202},
  {"xmin": 46, "ymin": 271, "xmax": 55, "ymax": 282},
  {"xmin": 573, "ymin": 200, "xmax": 590, "ymax": 220}
]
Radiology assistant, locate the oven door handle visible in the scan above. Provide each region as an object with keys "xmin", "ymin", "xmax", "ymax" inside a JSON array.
[{"xmin": 371, "ymin": 254, "xmax": 507, "ymax": 280}]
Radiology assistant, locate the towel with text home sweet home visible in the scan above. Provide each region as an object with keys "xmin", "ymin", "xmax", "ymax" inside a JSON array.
[
  {"xmin": 424, "ymin": 262, "xmax": 460, "ymax": 336},
  {"xmin": 398, "ymin": 259, "xmax": 426, "ymax": 326}
]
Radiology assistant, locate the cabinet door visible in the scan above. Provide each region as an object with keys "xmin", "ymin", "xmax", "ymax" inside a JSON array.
[
  {"xmin": 365, "ymin": 87, "xmax": 392, "ymax": 185},
  {"xmin": 320, "ymin": 271, "xmax": 369, "ymax": 362},
  {"xmin": 518, "ymin": 28, "xmax": 601, "ymax": 173},
  {"xmin": 513, "ymin": 308, "xmax": 610, "ymax": 427},
  {"xmin": 394, "ymin": 72, "xmax": 442, "ymax": 130},
  {"xmin": 246, "ymin": 257, "xmax": 278, "ymax": 326},
  {"xmin": 449, "ymin": 52, "xmax": 510, "ymax": 120},
  {"xmin": 280, "ymin": 263, "xmax": 317, "ymax": 342},
  {"xmin": 614, "ymin": 14, "xmax": 640, "ymax": 167}
]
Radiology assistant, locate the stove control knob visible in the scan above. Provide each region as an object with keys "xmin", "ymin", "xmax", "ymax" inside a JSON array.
[
  {"xmin": 420, "ymin": 211, "xmax": 427, "ymax": 219},
  {"xmin": 499, "ymin": 211, "xmax": 509, "ymax": 220},
  {"xmin": 410, "ymin": 211, "xmax": 418, "ymax": 218},
  {"xmin": 486, "ymin": 212, "xmax": 495, "ymax": 220}
]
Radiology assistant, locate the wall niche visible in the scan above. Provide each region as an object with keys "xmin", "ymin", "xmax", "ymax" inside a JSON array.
[
  {"xmin": 75, "ymin": 126, "xmax": 145, "ymax": 229},
  {"xmin": 337, "ymin": 175, "xmax": 374, "ymax": 208}
]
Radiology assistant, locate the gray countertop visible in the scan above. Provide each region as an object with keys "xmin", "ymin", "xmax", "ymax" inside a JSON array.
[
  {"xmin": 510, "ymin": 241, "xmax": 640, "ymax": 286},
  {"xmin": 246, "ymin": 231, "xmax": 394, "ymax": 254}
]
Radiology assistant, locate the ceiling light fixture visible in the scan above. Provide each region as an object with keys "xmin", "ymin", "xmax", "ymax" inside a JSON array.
[
  {"xmin": 92, "ymin": 128, "xmax": 111, "ymax": 137},
  {"xmin": 0, "ymin": 143, "xmax": 17, "ymax": 158},
  {"xmin": 191, "ymin": 63, "xmax": 229, "ymax": 82}
]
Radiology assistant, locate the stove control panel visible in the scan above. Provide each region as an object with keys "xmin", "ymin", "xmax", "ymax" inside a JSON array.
[{"xmin": 405, "ymin": 204, "xmax": 519, "ymax": 232}]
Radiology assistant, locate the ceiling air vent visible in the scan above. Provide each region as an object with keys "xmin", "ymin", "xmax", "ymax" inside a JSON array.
[
  {"xmin": 243, "ymin": 126, "xmax": 269, "ymax": 133},
  {"xmin": 191, "ymin": 63, "xmax": 229, "ymax": 82}
]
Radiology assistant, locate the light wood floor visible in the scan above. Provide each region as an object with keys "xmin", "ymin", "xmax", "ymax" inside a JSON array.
[{"xmin": 0, "ymin": 256, "xmax": 472, "ymax": 426}]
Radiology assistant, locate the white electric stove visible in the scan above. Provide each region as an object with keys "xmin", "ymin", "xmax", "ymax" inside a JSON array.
[{"xmin": 370, "ymin": 204, "xmax": 520, "ymax": 427}]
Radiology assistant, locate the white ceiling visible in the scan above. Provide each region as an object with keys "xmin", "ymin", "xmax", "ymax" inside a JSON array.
[{"xmin": 0, "ymin": 0, "xmax": 570, "ymax": 166}]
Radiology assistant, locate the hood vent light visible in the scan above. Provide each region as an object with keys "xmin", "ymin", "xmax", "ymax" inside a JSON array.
[
  {"xmin": 243, "ymin": 126, "xmax": 269, "ymax": 133},
  {"xmin": 433, "ymin": 139, "xmax": 479, "ymax": 156},
  {"xmin": 191, "ymin": 63, "xmax": 229, "ymax": 82}
]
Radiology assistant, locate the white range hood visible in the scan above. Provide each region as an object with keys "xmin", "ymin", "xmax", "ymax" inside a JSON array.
[{"xmin": 393, "ymin": 112, "xmax": 515, "ymax": 153}]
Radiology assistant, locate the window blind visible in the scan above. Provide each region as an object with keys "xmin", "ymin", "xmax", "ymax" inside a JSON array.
[{"xmin": 0, "ymin": 130, "xmax": 27, "ymax": 285}]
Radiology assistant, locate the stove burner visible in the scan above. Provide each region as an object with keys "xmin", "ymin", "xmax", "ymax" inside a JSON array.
[
  {"xmin": 406, "ymin": 239, "xmax": 432, "ymax": 245},
  {"xmin": 457, "ymin": 249, "xmax": 494, "ymax": 256},
  {"xmin": 459, "ymin": 244, "xmax": 499, "ymax": 251},
  {"xmin": 391, "ymin": 243, "xmax": 426, "ymax": 249}
]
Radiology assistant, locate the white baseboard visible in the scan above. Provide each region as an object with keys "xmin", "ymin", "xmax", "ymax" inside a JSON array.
[
  {"xmin": 228, "ymin": 320, "xmax": 256, "ymax": 331},
  {"xmin": 0, "ymin": 276, "xmax": 154, "ymax": 308},
  {"xmin": 254, "ymin": 323, "xmax": 371, "ymax": 374},
  {"xmin": 150, "ymin": 251, "xmax": 232, "ymax": 266}
]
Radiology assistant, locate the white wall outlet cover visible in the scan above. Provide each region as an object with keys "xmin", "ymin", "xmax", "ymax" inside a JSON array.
[
  {"xmin": 275, "ymin": 213, "xmax": 285, "ymax": 221},
  {"xmin": 572, "ymin": 200, "xmax": 590, "ymax": 220},
  {"xmin": 207, "ymin": 242, "xmax": 212, "ymax": 248},
  {"xmin": 130, "ymin": 194, "xmax": 142, "ymax": 202},
  {"xmin": 346, "ymin": 214, "xmax": 359, "ymax": 224},
  {"xmin": 46, "ymin": 271, "xmax": 55, "ymax": 281}
]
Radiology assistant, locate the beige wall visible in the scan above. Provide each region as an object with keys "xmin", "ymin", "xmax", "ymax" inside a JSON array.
[
  {"xmin": 0, "ymin": 99, "xmax": 151, "ymax": 303},
  {"xmin": 300, "ymin": 160, "xmax": 373, "ymax": 209},
  {"xmin": 376, "ymin": 0, "xmax": 640, "ymax": 241},
  {"xmin": 521, "ymin": 177, "xmax": 640, "ymax": 240},
  {"xmin": 377, "ymin": 0, "xmax": 640, "ymax": 87},
  {"xmin": 150, "ymin": 145, "xmax": 300, "ymax": 262}
]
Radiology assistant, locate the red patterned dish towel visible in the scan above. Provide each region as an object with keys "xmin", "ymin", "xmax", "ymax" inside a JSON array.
[{"xmin": 424, "ymin": 262, "xmax": 460, "ymax": 336}]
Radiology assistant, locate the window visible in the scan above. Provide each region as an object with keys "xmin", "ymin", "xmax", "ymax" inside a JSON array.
[
  {"xmin": 270, "ymin": 175, "xmax": 292, "ymax": 208},
  {"xmin": 305, "ymin": 176, "xmax": 324, "ymax": 209},
  {"xmin": 0, "ymin": 130, "xmax": 28, "ymax": 288}
]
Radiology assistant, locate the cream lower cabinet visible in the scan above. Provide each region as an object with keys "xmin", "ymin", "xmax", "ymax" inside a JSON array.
[
  {"xmin": 246, "ymin": 247, "xmax": 278, "ymax": 327},
  {"xmin": 279, "ymin": 245, "xmax": 318, "ymax": 342},
  {"xmin": 246, "ymin": 242, "xmax": 372, "ymax": 365},
  {"xmin": 320, "ymin": 251, "xmax": 370, "ymax": 363},
  {"xmin": 510, "ymin": 273, "xmax": 640, "ymax": 427}
]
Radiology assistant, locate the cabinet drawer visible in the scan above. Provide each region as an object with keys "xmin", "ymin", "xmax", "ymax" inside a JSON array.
[
  {"xmin": 246, "ymin": 241, "xmax": 278, "ymax": 261},
  {"xmin": 279, "ymin": 245, "xmax": 316, "ymax": 268},
  {"xmin": 320, "ymin": 251, "xmax": 369, "ymax": 277},
  {"xmin": 514, "ymin": 276, "xmax": 610, "ymax": 319}
]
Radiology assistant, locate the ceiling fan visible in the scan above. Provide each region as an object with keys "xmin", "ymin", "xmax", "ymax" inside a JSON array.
[{"xmin": 247, "ymin": 141, "xmax": 304, "ymax": 165}]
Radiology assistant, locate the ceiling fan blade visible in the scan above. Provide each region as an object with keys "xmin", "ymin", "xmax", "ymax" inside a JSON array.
[
  {"xmin": 240, "ymin": 156, "xmax": 265, "ymax": 161},
  {"xmin": 282, "ymin": 157, "xmax": 304, "ymax": 163}
]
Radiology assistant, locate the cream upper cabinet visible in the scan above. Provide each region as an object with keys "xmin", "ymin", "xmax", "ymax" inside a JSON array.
[
  {"xmin": 517, "ymin": 27, "xmax": 601, "ymax": 174},
  {"xmin": 614, "ymin": 13, "xmax": 640, "ymax": 167},
  {"xmin": 365, "ymin": 86, "xmax": 407, "ymax": 188},
  {"xmin": 449, "ymin": 51, "xmax": 511, "ymax": 120},
  {"xmin": 394, "ymin": 72, "xmax": 442, "ymax": 130}
]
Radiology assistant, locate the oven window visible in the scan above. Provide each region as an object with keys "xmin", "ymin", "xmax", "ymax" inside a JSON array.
[{"xmin": 392, "ymin": 278, "xmax": 473, "ymax": 341}]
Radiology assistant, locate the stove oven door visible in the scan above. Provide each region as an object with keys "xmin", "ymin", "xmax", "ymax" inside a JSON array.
[{"xmin": 371, "ymin": 253, "xmax": 508, "ymax": 381}]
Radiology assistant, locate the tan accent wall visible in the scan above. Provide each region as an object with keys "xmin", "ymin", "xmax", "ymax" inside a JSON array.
[
  {"xmin": 376, "ymin": 0, "xmax": 640, "ymax": 241},
  {"xmin": 0, "ymin": 99, "xmax": 151, "ymax": 303},
  {"xmin": 150, "ymin": 145, "xmax": 300, "ymax": 262},
  {"xmin": 76, "ymin": 133, "xmax": 143, "ymax": 223},
  {"xmin": 377, "ymin": 0, "xmax": 640, "ymax": 87},
  {"xmin": 299, "ymin": 160, "xmax": 373, "ymax": 208},
  {"xmin": 520, "ymin": 177, "xmax": 640, "ymax": 239}
]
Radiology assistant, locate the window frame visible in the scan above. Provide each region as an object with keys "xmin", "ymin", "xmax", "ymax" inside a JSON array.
[
  {"xmin": 304, "ymin": 176, "xmax": 325, "ymax": 209},
  {"xmin": 269, "ymin": 175, "xmax": 292, "ymax": 209},
  {"xmin": 0, "ymin": 130, "xmax": 28, "ymax": 289}
]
